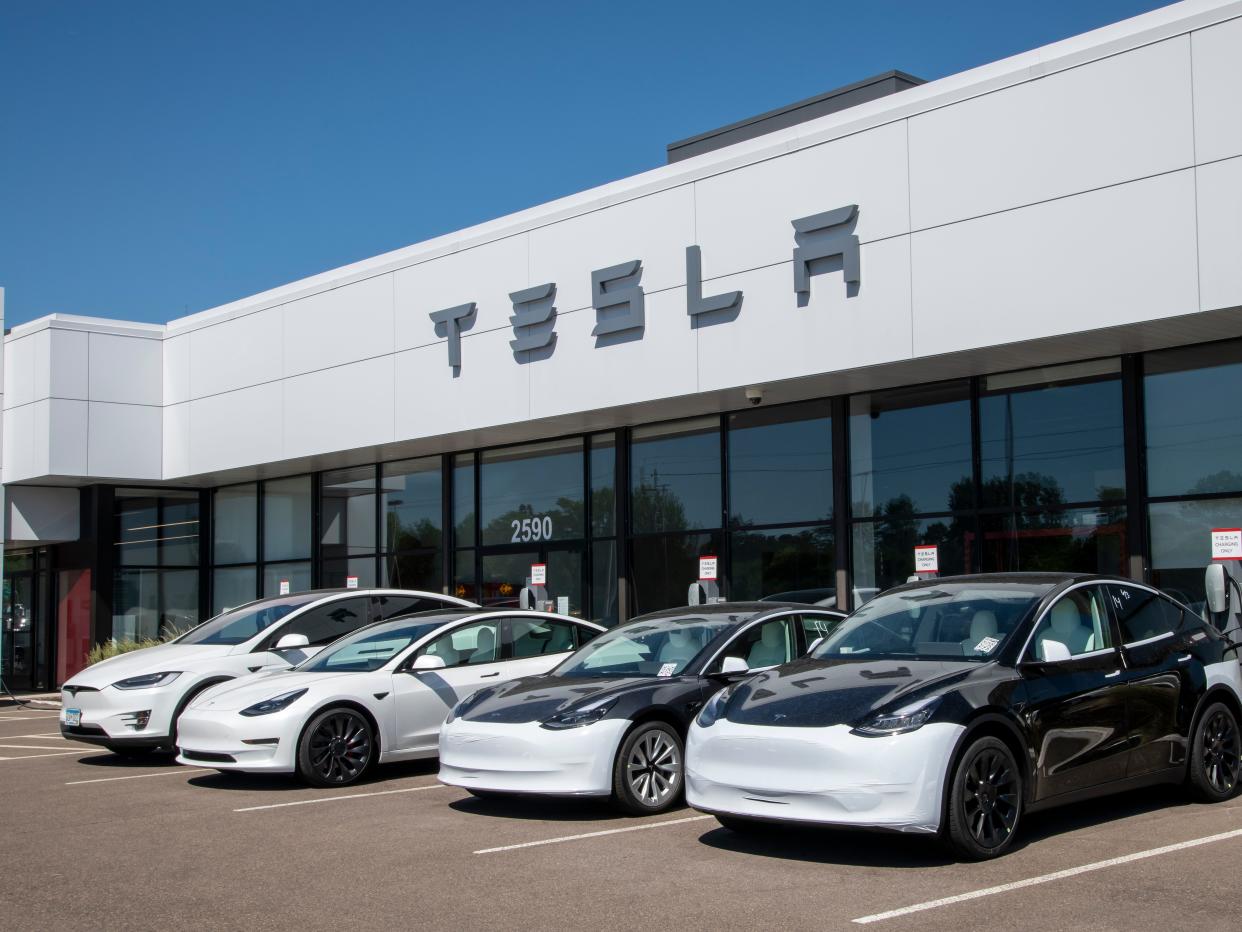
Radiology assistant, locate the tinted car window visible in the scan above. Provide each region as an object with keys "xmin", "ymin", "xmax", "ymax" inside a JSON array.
[
  {"xmin": 265, "ymin": 597, "xmax": 371, "ymax": 648},
  {"xmin": 555, "ymin": 617, "xmax": 736, "ymax": 678},
  {"xmin": 373, "ymin": 594, "xmax": 445, "ymax": 621},
  {"xmin": 179, "ymin": 594, "xmax": 321, "ymax": 646},
  {"xmin": 716, "ymin": 617, "xmax": 797, "ymax": 671},
  {"xmin": 507, "ymin": 617, "xmax": 579, "ymax": 657},
  {"xmin": 799, "ymin": 612, "xmax": 841, "ymax": 648},
  {"xmin": 1106, "ymin": 585, "xmax": 1185, "ymax": 643},
  {"xmin": 300, "ymin": 619, "xmax": 452, "ymax": 673},
  {"xmin": 1030, "ymin": 586, "xmax": 1113, "ymax": 660},
  {"xmin": 419, "ymin": 620, "xmax": 500, "ymax": 667}
]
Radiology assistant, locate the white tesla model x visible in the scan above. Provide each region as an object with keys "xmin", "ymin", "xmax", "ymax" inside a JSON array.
[
  {"xmin": 174, "ymin": 608, "xmax": 605, "ymax": 786},
  {"xmin": 60, "ymin": 589, "xmax": 473, "ymax": 756}
]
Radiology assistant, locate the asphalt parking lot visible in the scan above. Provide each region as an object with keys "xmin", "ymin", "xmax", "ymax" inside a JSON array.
[{"xmin": 3, "ymin": 706, "xmax": 1242, "ymax": 931}]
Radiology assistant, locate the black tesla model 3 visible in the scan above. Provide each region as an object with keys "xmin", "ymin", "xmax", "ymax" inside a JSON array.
[{"xmin": 686, "ymin": 573, "xmax": 1242, "ymax": 859}]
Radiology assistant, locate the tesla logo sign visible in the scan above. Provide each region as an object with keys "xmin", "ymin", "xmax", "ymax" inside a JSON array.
[{"xmin": 428, "ymin": 205, "xmax": 861, "ymax": 369}]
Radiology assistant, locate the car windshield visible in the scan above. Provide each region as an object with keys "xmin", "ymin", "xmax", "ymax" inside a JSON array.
[
  {"xmin": 175, "ymin": 594, "xmax": 323, "ymax": 646},
  {"xmin": 298, "ymin": 615, "xmax": 460, "ymax": 673},
  {"xmin": 810, "ymin": 582, "xmax": 1051, "ymax": 662},
  {"xmin": 552, "ymin": 616, "xmax": 736, "ymax": 678}
]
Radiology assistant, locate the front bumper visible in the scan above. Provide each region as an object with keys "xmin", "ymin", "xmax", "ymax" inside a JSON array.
[
  {"xmin": 439, "ymin": 718, "xmax": 631, "ymax": 796},
  {"xmin": 685, "ymin": 720, "xmax": 964, "ymax": 834},
  {"xmin": 59, "ymin": 684, "xmax": 185, "ymax": 747},
  {"xmin": 174, "ymin": 707, "xmax": 299, "ymax": 773}
]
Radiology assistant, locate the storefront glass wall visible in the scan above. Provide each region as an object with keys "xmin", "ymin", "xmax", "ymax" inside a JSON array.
[{"xmin": 112, "ymin": 489, "xmax": 200, "ymax": 640}]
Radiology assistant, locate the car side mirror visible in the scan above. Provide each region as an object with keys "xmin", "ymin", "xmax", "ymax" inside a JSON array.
[
  {"xmin": 410, "ymin": 654, "xmax": 447, "ymax": 672},
  {"xmin": 1033, "ymin": 640, "xmax": 1072, "ymax": 664},
  {"xmin": 719, "ymin": 656, "xmax": 749, "ymax": 675},
  {"xmin": 274, "ymin": 633, "xmax": 310, "ymax": 650},
  {"xmin": 1206, "ymin": 563, "xmax": 1229, "ymax": 615},
  {"xmin": 806, "ymin": 637, "xmax": 823, "ymax": 655}
]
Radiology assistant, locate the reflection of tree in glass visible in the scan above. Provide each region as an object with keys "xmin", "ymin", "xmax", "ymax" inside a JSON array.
[
  {"xmin": 386, "ymin": 516, "xmax": 442, "ymax": 552},
  {"xmin": 730, "ymin": 525, "xmax": 834, "ymax": 601},
  {"xmin": 632, "ymin": 468, "xmax": 690, "ymax": 533}
]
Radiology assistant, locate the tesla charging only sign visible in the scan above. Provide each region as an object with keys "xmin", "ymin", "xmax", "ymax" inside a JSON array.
[
  {"xmin": 699, "ymin": 556, "xmax": 718, "ymax": 581},
  {"xmin": 914, "ymin": 545, "xmax": 939, "ymax": 573},
  {"xmin": 530, "ymin": 563, "xmax": 547, "ymax": 585},
  {"xmin": 1212, "ymin": 529, "xmax": 1242, "ymax": 560}
]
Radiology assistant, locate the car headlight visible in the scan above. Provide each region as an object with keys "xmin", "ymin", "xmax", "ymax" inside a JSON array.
[
  {"xmin": 112, "ymin": 671, "xmax": 182, "ymax": 690},
  {"xmin": 540, "ymin": 698, "xmax": 616, "ymax": 730},
  {"xmin": 696, "ymin": 685, "xmax": 736, "ymax": 728},
  {"xmin": 851, "ymin": 695, "xmax": 942, "ymax": 737},
  {"xmin": 446, "ymin": 687, "xmax": 495, "ymax": 725},
  {"xmin": 240, "ymin": 689, "xmax": 308, "ymax": 717}
]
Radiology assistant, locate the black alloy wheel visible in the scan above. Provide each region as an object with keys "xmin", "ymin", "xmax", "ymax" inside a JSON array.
[
  {"xmin": 1189, "ymin": 702, "xmax": 1242, "ymax": 802},
  {"xmin": 297, "ymin": 708, "xmax": 374, "ymax": 788},
  {"xmin": 944, "ymin": 736, "xmax": 1023, "ymax": 860},
  {"xmin": 612, "ymin": 722, "xmax": 684, "ymax": 815}
]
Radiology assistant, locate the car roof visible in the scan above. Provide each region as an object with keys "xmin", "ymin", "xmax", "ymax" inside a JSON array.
[{"xmin": 626, "ymin": 601, "xmax": 838, "ymax": 624}]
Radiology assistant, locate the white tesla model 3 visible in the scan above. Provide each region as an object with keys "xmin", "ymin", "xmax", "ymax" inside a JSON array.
[
  {"xmin": 174, "ymin": 608, "xmax": 605, "ymax": 786},
  {"xmin": 60, "ymin": 589, "xmax": 472, "ymax": 756}
]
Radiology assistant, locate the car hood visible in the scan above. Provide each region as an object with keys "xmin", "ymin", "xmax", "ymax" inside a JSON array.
[
  {"xmin": 459, "ymin": 674, "xmax": 676, "ymax": 725},
  {"xmin": 725, "ymin": 657, "xmax": 980, "ymax": 728},
  {"xmin": 187, "ymin": 670, "xmax": 356, "ymax": 713},
  {"xmin": 64, "ymin": 643, "xmax": 229, "ymax": 689}
]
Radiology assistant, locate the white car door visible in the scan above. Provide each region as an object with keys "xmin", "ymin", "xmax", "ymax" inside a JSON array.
[{"xmin": 391, "ymin": 618, "xmax": 507, "ymax": 753}]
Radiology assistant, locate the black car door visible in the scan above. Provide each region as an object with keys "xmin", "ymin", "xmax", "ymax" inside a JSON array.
[
  {"xmin": 1105, "ymin": 584, "xmax": 1195, "ymax": 777},
  {"xmin": 1018, "ymin": 584, "xmax": 1131, "ymax": 802}
]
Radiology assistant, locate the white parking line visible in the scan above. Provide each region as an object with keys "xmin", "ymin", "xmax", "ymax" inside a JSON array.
[
  {"xmin": 852, "ymin": 826, "xmax": 1242, "ymax": 924},
  {"xmin": 0, "ymin": 749, "xmax": 110, "ymax": 761},
  {"xmin": 66, "ymin": 769, "xmax": 212, "ymax": 786},
  {"xmin": 3, "ymin": 733, "xmax": 67, "ymax": 740},
  {"xmin": 0, "ymin": 743, "xmax": 77, "ymax": 750},
  {"xmin": 0, "ymin": 714, "xmax": 61, "ymax": 721},
  {"xmin": 234, "ymin": 783, "xmax": 446, "ymax": 812},
  {"xmin": 473, "ymin": 814, "xmax": 714, "ymax": 854}
]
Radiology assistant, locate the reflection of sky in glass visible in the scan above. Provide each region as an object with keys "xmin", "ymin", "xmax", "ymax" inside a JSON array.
[
  {"xmin": 480, "ymin": 441, "xmax": 584, "ymax": 544},
  {"xmin": 729, "ymin": 417, "xmax": 832, "ymax": 527},
  {"xmin": 980, "ymin": 380, "xmax": 1124, "ymax": 505},
  {"xmin": 1146, "ymin": 364, "xmax": 1242, "ymax": 497},
  {"xmin": 850, "ymin": 398, "xmax": 972, "ymax": 516},
  {"xmin": 630, "ymin": 429, "xmax": 721, "ymax": 532}
]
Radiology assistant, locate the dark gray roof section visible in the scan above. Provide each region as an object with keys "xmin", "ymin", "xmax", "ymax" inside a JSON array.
[{"xmin": 666, "ymin": 70, "xmax": 925, "ymax": 164}]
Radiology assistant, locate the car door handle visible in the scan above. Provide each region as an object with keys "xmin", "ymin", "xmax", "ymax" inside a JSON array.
[
  {"xmin": 479, "ymin": 671, "xmax": 500, "ymax": 678},
  {"xmin": 1178, "ymin": 654, "xmax": 1192, "ymax": 663},
  {"xmin": 1105, "ymin": 670, "xmax": 1121, "ymax": 678}
]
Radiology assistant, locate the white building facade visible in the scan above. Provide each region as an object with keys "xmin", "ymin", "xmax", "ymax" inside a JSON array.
[{"xmin": 6, "ymin": 0, "xmax": 1242, "ymax": 687}]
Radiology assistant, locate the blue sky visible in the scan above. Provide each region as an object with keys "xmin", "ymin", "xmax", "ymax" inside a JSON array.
[{"xmin": 0, "ymin": 0, "xmax": 1170, "ymax": 329}]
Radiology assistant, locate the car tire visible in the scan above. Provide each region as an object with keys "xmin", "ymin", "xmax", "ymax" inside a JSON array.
[
  {"xmin": 1188, "ymin": 701, "xmax": 1242, "ymax": 802},
  {"xmin": 611, "ymin": 721, "xmax": 684, "ymax": 816},
  {"xmin": 943, "ymin": 736, "xmax": 1023, "ymax": 861},
  {"xmin": 296, "ymin": 707, "xmax": 375, "ymax": 788}
]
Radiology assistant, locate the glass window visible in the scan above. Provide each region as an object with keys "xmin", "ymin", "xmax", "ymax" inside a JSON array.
[
  {"xmin": 321, "ymin": 467, "xmax": 377, "ymax": 559},
  {"xmin": 592, "ymin": 540, "xmax": 619, "ymax": 626},
  {"xmin": 1149, "ymin": 498, "xmax": 1242, "ymax": 611},
  {"xmin": 179, "ymin": 593, "xmax": 321, "ymax": 645},
  {"xmin": 213, "ymin": 566, "xmax": 257, "ymax": 615},
  {"xmin": 372, "ymin": 594, "xmax": 448, "ymax": 620},
  {"xmin": 554, "ymin": 615, "xmax": 738, "ymax": 678},
  {"xmin": 728, "ymin": 403, "xmax": 832, "ymax": 527},
  {"xmin": 262, "ymin": 561, "xmax": 312, "ymax": 598},
  {"xmin": 384, "ymin": 551, "xmax": 442, "ymax": 592},
  {"xmin": 382, "ymin": 457, "xmax": 442, "ymax": 551},
  {"xmin": 480, "ymin": 438, "xmax": 585, "ymax": 546},
  {"xmin": 1145, "ymin": 341, "xmax": 1242, "ymax": 497},
  {"xmin": 453, "ymin": 550, "xmax": 476, "ymax": 603},
  {"xmin": 161, "ymin": 569, "xmax": 199, "ymax": 636},
  {"xmin": 115, "ymin": 489, "xmax": 199, "ymax": 567},
  {"xmin": 850, "ymin": 381, "xmax": 972, "ymax": 518},
  {"xmin": 1106, "ymin": 585, "xmax": 1185, "ymax": 643},
  {"xmin": 301, "ymin": 618, "xmax": 452, "ymax": 673},
  {"xmin": 852, "ymin": 516, "xmax": 968, "ymax": 593},
  {"xmin": 506, "ymin": 616, "xmax": 580, "ymax": 657},
  {"xmin": 111, "ymin": 567, "xmax": 198, "ymax": 641},
  {"xmin": 266, "ymin": 596, "xmax": 370, "ymax": 648},
  {"xmin": 981, "ymin": 508, "xmax": 1126, "ymax": 576},
  {"xmin": 631, "ymin": 418, "xmax": 722, "ymax": 533},
  {"xmin": 214, "ymin": 484, "xmax": 257, "ymax": 564},
  {"xmin": 715, "ymin": 616, "xmax": 797, "ymax": 671},
  {"xmin": 264, "ymin": 476, "xmax": 312, "ymax": 562},
  {"xmin": 590, "ymin": 433, "xmax": 616, "ymax": 537},
  {"xmin": 418, "ymin": 619, "xmax": 500, "ymax": 667},
  {"xmin": 453, "ymin": 454, "xmax": 476, "ymax": 547},
  {"xmin": 800, "ymin": 612, "xmax": 842, "ymax": 647},
  {"xmin": 1030, "ymin": 586, "xmax": 1113, "ymax": 660},
  {"xmin": 321, "ymin": 557, "xmax": 376, "ymax": 590},
  {"xmin": 629, "ymin": 532, "xmax": 723, "ymax": 616},
  {"xmin": 980, "ymin": 362, "xmax": 1125, "ymax": 507},
  {"xmin": 730, "ymin": 526, "xmax": 834, "ymax": 602}
]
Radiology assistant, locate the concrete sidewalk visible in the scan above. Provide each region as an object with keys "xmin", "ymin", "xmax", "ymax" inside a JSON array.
[{"xmin": 0, "ymin": 691, "xmax": 61, "ymax": 710}]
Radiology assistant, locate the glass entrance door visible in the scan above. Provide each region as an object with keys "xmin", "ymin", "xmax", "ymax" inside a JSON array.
[
  {"xmin": 3, "ymin": 553, "xmax": 38, "ymax": 691},
  {"xmin": 479, "ymin": 545, "xmax": 584, "ymax": 617}
]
